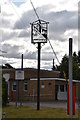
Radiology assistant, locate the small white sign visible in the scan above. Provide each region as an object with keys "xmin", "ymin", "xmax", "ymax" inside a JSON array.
[
  {"xmin": 41, "ymin": 85, "xmax": 45, "ymax": 88},
  {"xmin": 15, "ymin": 70, "xmax": 24, "ymax": 80},
  {"xmin": 3, "ymin": 74, "xmax": 10, "ymax": 82}
]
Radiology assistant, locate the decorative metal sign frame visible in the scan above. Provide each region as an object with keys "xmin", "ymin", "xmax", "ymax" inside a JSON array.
[{"xmin": 31, "ymin": 19, "xmax": 49, "ymax": 43}]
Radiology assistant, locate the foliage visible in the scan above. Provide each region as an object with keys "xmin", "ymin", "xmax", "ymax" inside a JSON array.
[
  {"xmin": 55, "ymin": 51, "xmax": 80, "ymax": 80},
  {"xmin": 2, "ymin": 77, "xmax": 8, "ymax": 106}
]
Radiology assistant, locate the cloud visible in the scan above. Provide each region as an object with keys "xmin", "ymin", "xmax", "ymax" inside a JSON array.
[
  {"xmin": 1, "ymin": 44, "xmax": 21, "ymax": 58},
  {"xmin": 23, "ymin": 51, "xmax": 37, "ymax": 59},
  {"xmin": 0, "ymin": 18, "xmax": 11, "ymax": 28},
  {"xmin": 2, "ymin": 29, "xmax": 17, "ymax": 41},
  {"xmin": 13, "ymin": 6, "xmax": 78, "ymax": 42},
  {"xmin": 18, "ymin": 30, "xmax": 30, "ymax": 38},
  {"xmin": 1, "ymin": 1, "xmax": 78, "ymax": 69},
  {"xmin": 13, "ymin": 9, "xmax": 36, "ymax": 29},
  {"xmin": 41, "ymin": 60, "xmax": 53, "ymax": 70},
  {"xmin": 1, "ymin": 43, "xmax": 37, "ymax": 60},
  {"xmin": 47, "ymin": 10, "xmax": 78, "ymax": 41},
  {"xmin": 41, "ymin": 52, "xmax": 53, "ymax": 61}
]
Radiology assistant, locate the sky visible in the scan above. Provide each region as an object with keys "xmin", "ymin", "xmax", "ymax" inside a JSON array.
[{"xmin": 0, "ymin": 0, "xmax": 79, "ymax": 70}]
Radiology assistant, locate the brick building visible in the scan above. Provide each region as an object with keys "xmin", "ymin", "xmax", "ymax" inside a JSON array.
[{"xmin": 2, "ymin": 67, "xmax": 80, "ymax": 102}]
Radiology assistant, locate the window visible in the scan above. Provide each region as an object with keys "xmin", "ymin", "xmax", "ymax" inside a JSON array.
[
  {"xmin": 49, "ymin": 82, "xmax": 51, "ymax": 86},
  {"xmin": 60, "ymin": 85, "xmax": 64, "ymax": 92},
  {"xmin": 12, "ymin": 81, "xmax": 16, "ymax": 91},
  {"xmin": 55, "ymin": 85, "xmax": 58, "ymax": 92},
  {"xmin": 24, "ymin": 82, "xmax": 28, "ymax": 91},
  {"xmin": 41, "ymin": 82, "xmax": 45, "ymax": 88}
]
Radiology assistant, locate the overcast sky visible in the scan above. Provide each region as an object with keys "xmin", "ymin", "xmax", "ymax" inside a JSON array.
[{"xmin": 0, "ymin": 0, "xmax": 79, "ymax": 70}]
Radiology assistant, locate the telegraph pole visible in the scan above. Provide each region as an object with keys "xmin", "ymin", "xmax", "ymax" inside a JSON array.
[
  {"xmin": 52, "ymin": 59, "xmax": 55, "ymax": 70},
  {"xmin": 16, "ymin": 78, "xmax": 18, "ymax": 107},
  {"xmin": 20, "ymin": 54, "xmax": 23, "ymax": 106},
  {"xmin": 69, "ymin": 38, "xmax": 73, "ymax": 119},
  {"xmin": 21, "ymin": 54, "xmax": 23, "ymax": 69}
]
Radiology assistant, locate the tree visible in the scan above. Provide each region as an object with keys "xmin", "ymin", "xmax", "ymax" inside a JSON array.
[
  {"xmin": 55, "ymin": 52, "xmax": 80, "ymax": 80},
  {"xmin": 2, "ymin": 78, "xmax": 8, "ymax": 106},
  {"xmin": 72, "ymin": 52, "xmax": 80, "ymax": 80},
  {"xmin": 78, "ymin": 51, "xmax": 80, "ymax": 66},
  {"xmin": 58, "ymin": 54, "xmax": 69, "ymax": 79}
]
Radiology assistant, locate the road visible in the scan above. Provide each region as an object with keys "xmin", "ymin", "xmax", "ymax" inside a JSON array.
[{"xmin": 8, "ymin": 101, "xmax": 79, "ymax": 109}]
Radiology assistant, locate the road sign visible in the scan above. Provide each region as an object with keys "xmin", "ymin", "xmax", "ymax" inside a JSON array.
[{"xmin": 15, "ymin": 70, "xmax": 24, "ymax": 80}]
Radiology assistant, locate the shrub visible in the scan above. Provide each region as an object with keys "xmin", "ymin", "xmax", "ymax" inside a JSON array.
[{"xmin": 2, "ymin": 78, "xmax": 8, "ymax": 106}]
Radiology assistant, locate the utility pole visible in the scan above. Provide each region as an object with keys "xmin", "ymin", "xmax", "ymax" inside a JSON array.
[
  {"xmin": 20, "ymin": 54, "xmax": 23, "ymax": 106},
  {"xmin": 52, "ymin": 59, "xmax": 55, "ymax": 70},
  {"xmin": 16, "ymin": 78, "xmax": 18, "ymax": 107},
  {"xmin": 69, "ymin": 38, "xmax": 73, "ymax": 119},
  {"xmin": 21, "ymin": 54, "xmax": 23, "ymax": 69}
]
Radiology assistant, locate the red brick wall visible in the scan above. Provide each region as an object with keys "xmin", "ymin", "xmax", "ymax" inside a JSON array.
[
  {"xmin": 9, "ymin": 79, "xmax": 55, "ymax": 102},
  {"xmin": 2, "ymin": 69, "xmax": 59, "ymax": 101},
  {"xmin": 9, "ymin": 80, "xmax": 31, "ymax": 101},
  {"xmin": 29, "ymin": 80, "xmax": 55, "ymax": 101},
  {"xmin": 76, "ymin": 82, "xmax": 80, "ymax": 101},
  {"xmin": 9, "ymin": 79, "xmax": 80, "ymax": 102}
]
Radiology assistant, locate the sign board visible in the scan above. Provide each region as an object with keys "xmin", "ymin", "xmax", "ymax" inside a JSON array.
[
  {"xmin": 31, "ymin": 19, "xmax": 49, "ymax": 43},
  {"xmin": 3, "ymin": 74, "xmax": 10, "ymax": 82},
  {"xmin": 41, "ymin": 85, "xmax": 45, "ymax": 88},
  {"xmin": 15, "ymin": 70, "xmax": 24, "ymax": 80}
]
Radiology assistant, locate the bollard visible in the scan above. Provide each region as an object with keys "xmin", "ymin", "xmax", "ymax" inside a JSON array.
[{"xmin": 1, "ymin": 112, "xmax": 6, "ymax": 120}]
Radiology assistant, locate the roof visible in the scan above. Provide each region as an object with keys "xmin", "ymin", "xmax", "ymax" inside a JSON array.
[
  {"xmin": 2, "ymin": 68, "xmax": 60, "ymax": 79},
  {"xmin": 30, "ymin": 77, "xmax": 80, "ymax": 83},
  {"xmin": 0, "ymin": 64, "xmax": 14, "ymax": 69},
  {"xmin": 15, "ymin": 68, "xmax": 60, "ymax": 73},
  {"xmin": 2, "ymin": 67, "xmax": 60, "ymax": 73}
]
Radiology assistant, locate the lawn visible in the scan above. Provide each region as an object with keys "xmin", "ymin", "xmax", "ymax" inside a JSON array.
[{"xmin": 2, "ymin": 106, "xmax": 79, "ymax": 119}]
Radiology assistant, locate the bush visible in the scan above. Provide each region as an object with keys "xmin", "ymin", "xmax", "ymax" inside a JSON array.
[{"xmin": 2, "ymin": 78, "xmax": 8, "ymax": 106}]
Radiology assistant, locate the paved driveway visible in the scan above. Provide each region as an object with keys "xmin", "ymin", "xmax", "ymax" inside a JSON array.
[{"xmin": 8, "ymin": 101, "xmax": 79, "ymax": 109}]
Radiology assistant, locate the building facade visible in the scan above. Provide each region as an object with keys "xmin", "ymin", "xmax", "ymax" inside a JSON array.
[{"xmin": 2, "ymin": 68, "xmax": 80, "ymax": 102}]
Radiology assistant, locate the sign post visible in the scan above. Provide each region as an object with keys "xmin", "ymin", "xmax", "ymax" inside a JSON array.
[
  {"xmin": 37, "ymin": 42, "xmax": 41, "ymax": 110},
  {"xmin": 15, "ymin": 70, "xmax": 24, "ymax": 107},
  {"xmin": 31, "ymin": 19, "xmax": 49, "ymax": 110}
]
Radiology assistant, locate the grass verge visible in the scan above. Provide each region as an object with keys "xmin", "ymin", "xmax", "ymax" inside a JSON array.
[{"xmin": 2, "ymin": 105, "xmax": 79, "ymax": 119}]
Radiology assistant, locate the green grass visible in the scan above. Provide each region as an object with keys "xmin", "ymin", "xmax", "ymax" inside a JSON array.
[{"xmin": 2, "ymin": 106, "xmax": 79, "ymax": 118}]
